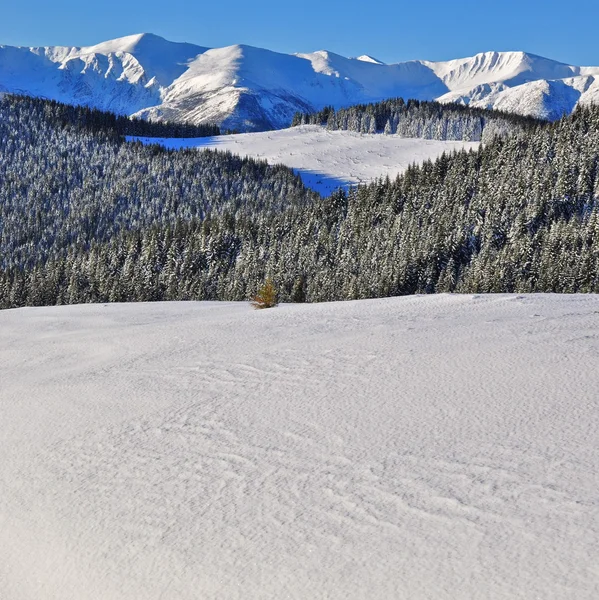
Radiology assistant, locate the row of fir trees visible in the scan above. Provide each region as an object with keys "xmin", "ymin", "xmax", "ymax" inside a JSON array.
[{"xmin": 292, "ymin": 97, "xmax": 542, "ymax": 143}]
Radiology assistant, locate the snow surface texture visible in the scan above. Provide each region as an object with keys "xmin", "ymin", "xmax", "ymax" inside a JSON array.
[
  {"xmin": 130, "ymin": 126, "xmax": 480, "ymax": 194},
  {"xmin": 1, "ymin": 295, "xmax": 598, "ymax": 600},
  {"xmin": 2, "ymin": 33, "xmax": 599, "ymax": 130}
]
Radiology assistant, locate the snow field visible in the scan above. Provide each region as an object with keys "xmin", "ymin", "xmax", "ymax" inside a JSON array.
[
  {"xmin": 130, "ymin": 126, "xmax": 480, "ymax": 194},
  {"xmin": 1, "ymin": 294, "xmax": 598, "ymax": 599}
]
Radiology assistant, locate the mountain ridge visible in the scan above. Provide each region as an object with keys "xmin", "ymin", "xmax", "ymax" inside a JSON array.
[{"xmin": 1, "ymin": 33, "xmax": 598, "ymax": 130}]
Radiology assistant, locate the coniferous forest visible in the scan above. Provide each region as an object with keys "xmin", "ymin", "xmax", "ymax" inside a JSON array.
[
  {"xmin": 292, "ymin": 98, "xmax": 541, "ymax": 142},
  {"xmin": 1, "ymin": 94, "xmax": 599, "ymax": 309},
  {"xmin": 14, "ymin": 96, "xmax": 221, "ymax": 140}
]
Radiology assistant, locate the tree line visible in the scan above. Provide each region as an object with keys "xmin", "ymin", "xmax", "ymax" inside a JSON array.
[
  {"xmin": 7, "ymin": 95, "xmax": 220, "ymax": 140},
  {"xmin": 292, "ymin": 98, "xmax": 542, "ymax": 142}
]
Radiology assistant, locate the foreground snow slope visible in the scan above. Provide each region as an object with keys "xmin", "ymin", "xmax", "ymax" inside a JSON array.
[
  {"xmin": 130, "ymin": 126, "xmax": 479, "ymax": 194},
  {"xmin": 2, "ymin": 33, "xmax": 599, "ymax": 130},
  {"xmin": 1, "ymin": 295, "xmax": 598, "ymax": 599}
]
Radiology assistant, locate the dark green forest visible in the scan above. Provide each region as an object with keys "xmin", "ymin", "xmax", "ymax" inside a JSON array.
[
  {"xmin": 1, "ymin": 94, "xmax": 599, "ymax": 308},
  {"xmin": 10, "ymin": 95, "xmax": 221, "ymax": 140}
]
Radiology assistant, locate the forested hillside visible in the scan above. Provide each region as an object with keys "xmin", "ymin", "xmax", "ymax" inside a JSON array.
[
  {"xmin": 1, "ymin": 95, "xmax": 599, "ymax": 308},
  {"xmin": 292, "ymin": 98, "xmax": 542, "ymax": 142},
  {"xmin": 0, "ymin": 95, "xmax": 311, "ymax": 272},
  {"xmin": 8, "ymin": 96, "xmax": 221, "ymax": 140}
]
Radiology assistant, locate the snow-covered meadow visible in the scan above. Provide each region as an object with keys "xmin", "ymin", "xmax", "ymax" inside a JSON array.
[
  {"xmin": 130, "ymin": 126, "xmax": 480, "ymax": 194},
  {"xmin": 1, "ymin": 294, "xmax": 598, "ymax": 599}
]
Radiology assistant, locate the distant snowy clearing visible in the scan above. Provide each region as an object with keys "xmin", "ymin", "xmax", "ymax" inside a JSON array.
[
  {"xmin": 129, "ymin": 126, "xmax": 480, "ymax": 195},
  {"xmin": 1, "ymin": 294, "xmax": 598, "ymax": 599}
]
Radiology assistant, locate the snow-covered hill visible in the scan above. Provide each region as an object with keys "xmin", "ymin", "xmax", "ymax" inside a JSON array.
[
  {"xmin": 130, "ymin": 126, "xmax": 480, "ymax": 194},
  {"xmin": 1, "ymin": 295, "xmax": 598, "ymax": 599},
  {"xmin": 1, "ymin": 34, "xmax": 599, "ymax": 130}
]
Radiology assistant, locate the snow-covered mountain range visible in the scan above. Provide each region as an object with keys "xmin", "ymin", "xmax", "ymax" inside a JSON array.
[{"xmin": 2, "ymin": 33, "xmax": 599, "ymax": 131}]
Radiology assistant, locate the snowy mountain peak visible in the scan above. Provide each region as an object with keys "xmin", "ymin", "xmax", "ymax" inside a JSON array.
[
  {"xmin": 355, "ymin": 55, "xmax": 385, "ymax": 65},
  {"xmin": 424, "ymin": 50, "xmax": 571, "ymax": 91},
  {"xmin": 80, "ymin": 32, "xmax": 206, "ymax": 55},
  {"xmin": 82, "ymin": 33, "xmax": 164, "ymax": 54},
  {"xmin": 1, "ymin": 34, "xmax": 598, "ymax": 130}
]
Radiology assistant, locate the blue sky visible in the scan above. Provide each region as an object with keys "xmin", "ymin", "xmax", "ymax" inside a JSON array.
[{"xmin": 2, "ymin": 0, "xmax": 598, "ymax": 65}]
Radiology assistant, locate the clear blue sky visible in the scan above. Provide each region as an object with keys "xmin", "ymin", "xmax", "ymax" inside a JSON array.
[{"xmin": 2, "ymin": 0, "xmax": 598, "ymax": 66}]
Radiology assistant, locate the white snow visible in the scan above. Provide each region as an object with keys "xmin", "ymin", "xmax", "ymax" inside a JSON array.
[
  {"xmin": 1, "ymin": 34, "xmax": 598, "ymax": 129},
  {"xmin": 355, "ymin": 55, "xmax": 385, "ymax": 65},
  {"xmin": 1, "ymin": 294, "xmax": 599, "ymax": 599},
  {"xmin": 129, "ymin": 126, "xmax": 480, "ymax": 194},
  {"xmin": 426, "ymin": 51, "xmax": 578, "ymax": 95}
]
